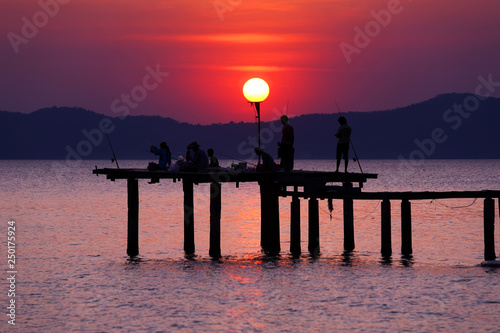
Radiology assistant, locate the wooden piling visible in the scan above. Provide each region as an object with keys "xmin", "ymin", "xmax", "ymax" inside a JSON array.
[
  {"xmin": 343, "ymin": 199, "xmax": 355, "ymax": 252},
  {"xmin": 381, "ymin": 198, "xmax": 392, "ymax": 257},
  {"xmin": 209, "ymin": 182, "xmax": 222, "ymax": 259},
  {"xmin": 308, "ymin": 197, "xmax": 320, "ymax": 257},
  {"xmin": 401, "ymin": 198, "xmax": 412, "ymax": 255},
  {"xmin": 484, "ymin": 197, "xmax": 496, "ymax": 261},
  {"xmin": 290, "ymin": 196, "xmax": 301, "ymax": 256},
  {"xmin": 260, "ymin": 182, "xmax": 269, "ymax": 250},
  {"xmin": 260, "ymin": 181, "xmax": 280, "ymax": 255},
  {"xmin": 127, "ymin": 178, "xmax": 139, "ymax": 257},
  {"xmin": 183, "ymin": 178, "xmax": 195, "ymax": 255}
]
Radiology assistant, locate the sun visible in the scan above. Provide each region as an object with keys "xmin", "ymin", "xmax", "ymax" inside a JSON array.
[{"xmin": 243, "ymin": 78, "xmax": 270, "ymax": 103}]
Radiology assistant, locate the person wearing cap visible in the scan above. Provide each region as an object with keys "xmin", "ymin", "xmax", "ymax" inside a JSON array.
[
  {"xmin": 186, "ymin": 141, "xmax": 208, "ymax": 171},
  {"xmin": 335, "ymin": 116, "xmax": 352, "ymax": 173},
  {"xmin": 254, "ymin": 147, "xmax": 276, "ymax": 171},
  {"xmin": 277, "ymin": 115, "xmax": 295, "ymax": 171}
]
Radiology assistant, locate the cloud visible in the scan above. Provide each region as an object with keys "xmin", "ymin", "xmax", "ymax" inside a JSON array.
[
  {"xmin": 204, "ymin": 34, "xmax": 285, "ymax": 43},
  {"xmin": 225, "ymin": 65, "xmax": 285, "ymax": 72},
  {"xmin": 122, "ymin": 33, "xmax": 334, "ymax": 44}
]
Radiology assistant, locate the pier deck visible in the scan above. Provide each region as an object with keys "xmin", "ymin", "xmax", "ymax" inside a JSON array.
[
  {"xmin": 93, "ymin": 167, "xmax": 376, "ymax": 186},
  {"xmin": 92, "ymin": 167, "xmax": 497, "ymax": 263}
]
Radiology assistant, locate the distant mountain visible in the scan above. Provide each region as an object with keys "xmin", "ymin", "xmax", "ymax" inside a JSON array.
[{"xmin": 1, "ymin": 93, "xmax": 499, "ymax": 161}]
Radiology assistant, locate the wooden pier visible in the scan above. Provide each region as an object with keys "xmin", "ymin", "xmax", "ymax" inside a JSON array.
[{"xmin": 93, "ymin": 167, "xmax": 498, "ymax": 262}]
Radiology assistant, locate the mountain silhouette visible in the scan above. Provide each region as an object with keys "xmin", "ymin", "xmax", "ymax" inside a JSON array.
[{"xmin": 1, "ymin": 93, "xmax": 499, "ymax": 160}]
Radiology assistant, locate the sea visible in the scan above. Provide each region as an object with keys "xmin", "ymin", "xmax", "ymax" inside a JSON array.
[{"xmin": 1, "ymin": 159, "xmax": 499, "ymax": 332}]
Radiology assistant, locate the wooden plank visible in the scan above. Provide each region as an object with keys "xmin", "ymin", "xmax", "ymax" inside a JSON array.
[
  {"xmin": 93, "ymin": 168, "xmax": 377, "ymax": 185},
  {"xmin": 309, "ymin": 190, "xmax": 500, "ymax": 200}
]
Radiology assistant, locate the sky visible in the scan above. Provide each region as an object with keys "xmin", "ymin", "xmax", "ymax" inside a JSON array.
[{"xmin": 1, "ymin": 0, "xmax": 500, "ymax": 124}]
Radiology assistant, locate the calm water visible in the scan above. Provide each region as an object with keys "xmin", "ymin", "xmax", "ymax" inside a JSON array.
[{"xmin": 1, "ymin": 159, "xmax": 499, "ymax": 332}]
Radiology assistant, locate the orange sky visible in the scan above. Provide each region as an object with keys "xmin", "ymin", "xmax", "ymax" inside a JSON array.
[{"xmin": 1, "ymin": 0, "xmax": 500, "ymax": 124}]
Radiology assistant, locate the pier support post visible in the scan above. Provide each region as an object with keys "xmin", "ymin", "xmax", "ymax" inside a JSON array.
[
  {"xmin": 484, "ymin": 197, "xmax": 496, "ymax": 261},
  {"xmin": 343, "ymin": 199, "xmax": 355, "ymax": 252},
  {"xmin": 381, "ymin": 198, "xmax": 392, "ymax": 257},
  {"xmin": 209, "ymin": 182, "xmax": 222, "ymax": 259},
  {"xmin": 260, "ymin": 181, "xmax": 280, "ymax": 255},
  {"xmin": 401, "ymin": 198, "xmax": 412, "ymax": 256},
  {"xmin": 127, "ymin": 178, "xmax": 139, "ymax": 257},
  {"xmin": 290, "ymin": 196, "xmax": 301, "ymax": 256},
  {"xmin": 308, "ymin": 197, "xmax": 319, "ymax": 257},
  {"xmin": 183, "ymin": 178, "xmax": 195, "ymax": 256}
]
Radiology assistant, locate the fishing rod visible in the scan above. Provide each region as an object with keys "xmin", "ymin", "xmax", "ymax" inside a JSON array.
[
  {"xmin": 99, "ymin": 113, "xmax": 119, "ymax": 169},
  {"xmin": 147, "ymin": 143, "xmax": 255, "ymax": 167},
  {"xmin": 335, "ymin": 101, "xmax": 363, "ymax": 173},
  {"xmin": 217, "ymin": 153, "xmax": 257, "ymax": 166}
]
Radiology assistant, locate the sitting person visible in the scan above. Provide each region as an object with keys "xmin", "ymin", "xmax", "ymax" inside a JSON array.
[
  {"xmin": 185, "ymin": 141, "xmax": 209, "ymax": 171},
  {"xmin": 150, "ymin": 141, "xmax": 171, "ymax": 170},
  {"xmin": 254, "ymin": 147, "xmax": 276, "ymax": 171},
  {"xmin": 207, "ymin": 148, "xmax": 220, "ymax": 168},
  {"xmin": 168, "ymin": 155, "xmax": 187, "ymax": 172}
]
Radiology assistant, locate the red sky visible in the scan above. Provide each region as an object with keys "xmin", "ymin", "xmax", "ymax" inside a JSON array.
[{"xmin": 1, "ymin": 0, "xmax": 500, "ymax": 124}]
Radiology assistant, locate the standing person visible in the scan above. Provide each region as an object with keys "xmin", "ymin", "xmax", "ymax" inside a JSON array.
[
  {"xmin": 335, "ymin": 116, "xmax": 352, "ymax": 173},
  {"xmin": 186, "ymin": 141, "xmax": 209, "ymax": 171},
  {"xmin": 207, "ymin": 148, "xmax": 220, "ymax": 168},
  {"xmin": 150, "ymin": 141, "xmax": 172, "ymax": 170},
  {"xmin": 278, "ymin": 115, "xmax": 295, "ymax": 171}
]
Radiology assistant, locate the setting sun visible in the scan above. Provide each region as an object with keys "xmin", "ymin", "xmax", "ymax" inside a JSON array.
[{"xmin": 242, "ymin": 78, "xmax": 270, "ymax": 103}]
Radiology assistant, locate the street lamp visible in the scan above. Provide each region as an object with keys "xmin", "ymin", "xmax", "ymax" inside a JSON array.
[{"xmin": 243, "ymin": 78, "xmax": 269, "ymax": 149}]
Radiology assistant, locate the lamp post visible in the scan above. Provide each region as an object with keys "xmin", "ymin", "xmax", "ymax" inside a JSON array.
[{"xmin": 243, "ymin": 78, "xmax": 270, "ymax": 149}]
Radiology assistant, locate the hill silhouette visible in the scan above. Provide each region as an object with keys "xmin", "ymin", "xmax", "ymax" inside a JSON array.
[{"xmin": 1, "ymin": 93, "xmax": 499, "ymax": 161}]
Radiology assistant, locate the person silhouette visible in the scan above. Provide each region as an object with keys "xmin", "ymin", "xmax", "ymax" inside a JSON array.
[
  {"xmin": 335, "ymin": 116, "xmax": 352, "ymax": 173},
  {"xmin": 185, "ymin": 141, "xmax": 208, "ymax": 171},
  {"xmin": 207, "ymin": 148, "xmax": 220, "ymax": 168},
  {"xmin": 254, "ymin": 147, "xmax": 276, "ymax": 171},
  {"xmin": 150, "ymin": 141, "xmax": 172, "ymax": 170}
]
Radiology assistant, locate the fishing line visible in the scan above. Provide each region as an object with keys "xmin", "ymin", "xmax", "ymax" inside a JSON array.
[
  {"xmin": 319, "ymin": 203, "xmax": 334, "ymax": 219},
  {"xmin": 432, "ymin": 198, "xmax": 478, "ymax": 209},
  {"xmin": 217, "ymin": 153, "xmax": 257, "ymax": 166},
  {"xmin": 358, "ymin": 200, "xmax": 381, "ymax": 220},
  {"xmin": 98, "ymin": 113, "xmax": 119, "ymax": 169},
  {"xmin": 324, "ymin": 200, "xmax": 381, "ymax": 221},
  {"xmin": 335, "ymin": 101, "xmax": 363, "ymax": 173}
]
